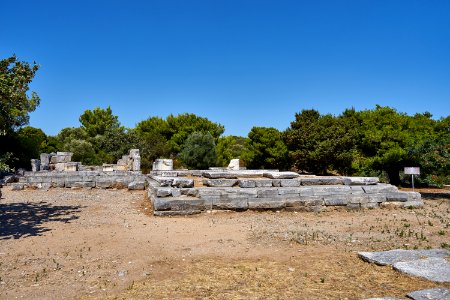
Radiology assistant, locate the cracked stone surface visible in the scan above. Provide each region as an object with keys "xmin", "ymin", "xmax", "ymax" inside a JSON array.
[
  {"xmin": 393, "ymin": 257, "xmax": 450, "ymax": 283},
  {"xmin": 358, "ymin": 249, "xmax": 450, "ymax": 266},
  {"xmin": 407, "ymin": 288, "xmax": 450, "ymax": 300}
]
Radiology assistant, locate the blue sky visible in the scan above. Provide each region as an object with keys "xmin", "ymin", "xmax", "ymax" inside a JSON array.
[{"xmin": 2, "ymin": 0, "xmax": 449, "ymax": 136}]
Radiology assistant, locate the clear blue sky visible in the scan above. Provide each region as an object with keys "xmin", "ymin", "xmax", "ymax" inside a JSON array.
[{"xmin": 2, "ymin": 0, "xmax": 449, "ymax": 136}]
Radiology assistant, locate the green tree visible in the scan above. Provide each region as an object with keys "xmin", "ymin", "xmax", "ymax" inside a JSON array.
[
  {"xmin": 178, "ymin": 132, "xmax": 217, "ymax": 169},
  {"xmin": 242, "ymin": 127, "xmax": 288, "ymax": 170},
  {"xmin": 166, "ymin": 113, "xmax": 224, "ymax": 153},
  {"xmin": 216, "ymin": 135, "xmax": 248, "ymax": 167},
  {"xmin": 284, "ymin": 109, "xmax": 357, "ymax": 175},
  {"xmin": 0, "ymin": 55, "xmax": 40, "ymax": 134},
  {"xmin": 79, "ymin": 106, "xmax": 120, "ymax": 137},
  {"xmin": 63, "ymin": 139, "xmax": 99, "ymax": 165}
]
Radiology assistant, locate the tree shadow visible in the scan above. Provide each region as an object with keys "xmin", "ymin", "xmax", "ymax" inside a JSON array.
[
  {"xmin": 421, "ymin": 192, "xmax": 450, "ymax": 200},
  {"xmin": 0, "ymin": 201, "xmax": 83, "ymax": 240}
]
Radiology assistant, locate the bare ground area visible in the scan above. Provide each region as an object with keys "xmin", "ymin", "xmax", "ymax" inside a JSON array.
[{"xmin": 0, "ymin": 187, "xmax": 449, "ymax": 300}]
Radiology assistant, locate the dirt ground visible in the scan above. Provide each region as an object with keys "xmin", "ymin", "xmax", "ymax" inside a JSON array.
[{"xmin": 0, "ymin": 187, "xmax": 449, "ymax": 300}]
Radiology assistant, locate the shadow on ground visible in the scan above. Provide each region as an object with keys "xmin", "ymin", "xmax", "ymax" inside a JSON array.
[
  {"xmin": 0, "ymin": 201, "xmax": 83, "ymax": 240},
  {"xmin": 421, "ymin": 192, "xmax": 450, "ymax": 200}
]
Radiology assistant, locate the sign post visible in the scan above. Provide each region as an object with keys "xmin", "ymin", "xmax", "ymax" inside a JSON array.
[{"xmin": 404, "ymin": 167, "xmax": 420, "ymax": 191}]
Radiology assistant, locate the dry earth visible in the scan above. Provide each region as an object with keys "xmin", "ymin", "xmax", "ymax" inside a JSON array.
[{"xmin": 0, "ymin": 186, "xmax": 449, "ymax": 300}]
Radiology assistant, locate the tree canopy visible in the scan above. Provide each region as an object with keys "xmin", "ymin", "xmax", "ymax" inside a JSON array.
[{"xmin": 0, "ymin": 55, "xmax": 40, "ymax": 134}]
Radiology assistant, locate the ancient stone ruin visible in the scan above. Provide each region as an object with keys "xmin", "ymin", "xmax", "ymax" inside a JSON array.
[
  {"xmin": 12, "ymin": 149, "xmax": 145, "ymax": 191},
  {"xmin": 147, "ymin": 161, "xmax": 423, "ymax": 216}
]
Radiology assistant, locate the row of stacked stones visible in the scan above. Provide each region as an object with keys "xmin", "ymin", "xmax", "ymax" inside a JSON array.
[
  {"xmin": 12, "ymin": 149, "xmax": 145, "ymax": 191},
  {"xmin": 148, "ymin": 169, "xmax": 423, "ymax": 216}
]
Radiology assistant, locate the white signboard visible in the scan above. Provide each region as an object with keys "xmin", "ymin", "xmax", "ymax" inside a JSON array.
[{"xmin": 404, "ymin": 167, "xmax": 420, "ymax": 175}]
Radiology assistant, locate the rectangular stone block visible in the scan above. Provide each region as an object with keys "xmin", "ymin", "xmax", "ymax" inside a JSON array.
[
  {"xmin": 248, "ymin": 198, "xmax": 285, "ymax": 209},
  {"xmin": 172, "ymin": 178, "xmax": 194, "ymax": 188},
  {"xmin": 95, "ymin": 178, "xmax": 114, "ymax": 188},
  {"xmin": 239, "ymin": 179, "xmax": 256, "ymax": 188},
  {"xmin": 203, "ymin": 179, "xmax": 238, "ymax": 187},
  {"xmin": 367, "ymin": 194, "xmax": 386, "ymax": 203},
  {"xmin": 311, "ymin": 186, "xmax": 351, "ymax": 195},
  {"xmin": 348, "ymin": 195, "xmax": 369, "ymax": 204},
  {"xmin": 69, "ymin": 181, "xmax": 96, "ymax": 188},
  {"xmin": 350, "ymin": 186, "xmax": 365, "ymax": 194},
  {"xmin": 386, "ymin": 192, "xmax": 410, "ymax": 202},
  {"xmin": 323, "ymin": 195, "xmax": 349, "ymax": 206},
  {"xmin": 343, "ymin": 177, "xmax": 379, "ymax": 185},
  {"xmin": 11, "ymin": 183, "xmax": 25, "ymax": 191},
  {"xmin": 272, "ymin": 179, "xmax": 281, "ymax": 187},
  {"xmin": 153, "ymin": 197, "xmax": 207, "ymax": 211},
  {"xmin": 298, "ymin": 187, "xmax": 314, "ymax": 196},
  {"xmin": 278, "ymin": 188, "xmax": 301, "ymax": 196},
  {"xmin": 257, "ymin": 189, "xmax": 279, "ymax": 198},
  {"xmin": 198, "ymin": 188, "xmax": 223, "ymax": 199},
  {"xmin": 180, "ymin": 188, "xmax": 199, "ymax": 197},
  {"xmin": 280, "ymin": 179, "xmax": 301, "ymax": 187},
  {"xmin": 361, "ymin": 202, "xmax": 379, "ymax": 209},
  {"xmin": 263, "ymin": 171, "xmax": 299, "ymax": 179},
  {"xmin": 362, "ymin": 184, "xmax": 398, "ymax": 194},
  {"xmin": 254, "ymin": 179, "xmax": 273, "ymax": 187},
  {"xmin": 300, "ymin": 177, "xmax": 344, "ymax": 186},
  {"xmin": 223, "ymin": 188, "xmax": 257, "ymax": 199},
  {"xmin": 52, "ymin": 179, "xmax": 65, "ymax": 188},
  {"xmin": 285, "ymin": 196, "xmax": 323, "ymax": 207},
  {"xmin": 156, "ymin": 188, "xmax": 173, "ymax": 197},
  {"xmin": 212, "ymin": 198, "xmax": 248, "ymax": 210},
  {"xmin": 128, "ymin": 181, "xmax": 145, "ymax": 190}
]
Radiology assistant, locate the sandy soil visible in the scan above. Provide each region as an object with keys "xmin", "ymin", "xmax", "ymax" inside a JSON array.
[{"xmin": 0, "ymin": 187, "xmax": 449, "ymax": 300}]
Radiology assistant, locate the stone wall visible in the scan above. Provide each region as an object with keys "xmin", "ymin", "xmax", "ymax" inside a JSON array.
[
  {"xmin": 11, "ymin": 171, "xmax": 146, "ymax": 191},
  {"xmin": 147, "ymin": 171, "xmax": 423, "ymax": 216}
]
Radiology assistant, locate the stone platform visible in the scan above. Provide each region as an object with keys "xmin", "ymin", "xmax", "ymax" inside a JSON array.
[
  {"xmin": 11, "ymin": 170, "xmax": 146, "ymax": 190},
  {"xmin": 147, "ymin": 170, "xmax": 423, "ymax": 216}
]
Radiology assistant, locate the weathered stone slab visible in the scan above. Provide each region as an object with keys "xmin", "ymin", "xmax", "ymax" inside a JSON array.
[
  {"xmin": 285, "ymin": 196, "xmax": 323, "ymax": 208},
  {"xmin": 300, "ymin": 177, "xmax": 344, "ymax": 186},
  {"xmin": 393, "ymin": 257, "xmax": 450, "ymax": 283},
  {"xmin": 128, "ymin": 181, "xmax": 145, "ymax": 190},
  {"xmin": 278, "ymin": 188, "xmax": 301, "ymax": 196},
  {"xmin": 95, "ymin": 178, "xmax": 114, "ymax": 188},
  {"xmin": 172, "ymin": 178, "xmax": 194, "ymax": 188},
  {"xmin": 254, "ymin": 179, "xmax": 273, "ymax": 187},
  {"xmin": 227, "ymin": 159, "xmax": 240, "ymax": 170},
  {"xmin": 180, "ymin": 188, "xmax": 199, "ymax": 197},
  {"xmin": 386, "ymin": 192, "xmax": 421, "ymax": 202},
  {"xmin": 349, "ymin": 186, "xmax": 365, "ymax": 194},
  {"xmin": 152, "ymin": 159, "xmax": 173, "ymax": 171},
  {"xmin": 402, "ymin": 200, "xmax": 424, "ymax": 208},
  {"xmin": 343, "ymin": 177, "xmax": 379, "ymax": 185},
  {"xmin": 248, "ymin": 198, "xmax": 285, "ymax": 209},
  {"xmin": 323, "ymin": 195, "xmax": 349, "ymax": 206},
  {"xmin": 257, "ymin": 189, "xmax": 279, "ymax": 198},
  {"xmin": 212, "ymin": 198, "xmax": 247, "ymax": 210},
  {"xmin": 70, "ymin": 181, "xmax": 96, "ymax": 188},
  {"xmin": 31, "ymin": 159, "xmax": 41, "ymax": 172},
  {"xmin": 367, "ymin": 194, "xmax": 387, "ymax": 203},
  {"xmin": 239, "ymin": 179, "xmax": 256, "ymax": 188},
  {"xmin": 362, "ymin": 184, "xmax": 398, "ymax": 194},
  {"xmin": 156, "ymin": 188, "xmax": 173, "ymax": 197},
  {"xmin": 202, "ymin": 171, "xmax": 238, "ymax": 179},
  {"xmin": 223, "ymin": 188, "xmax": 258, "ymax": 199},
  {"xmin": 358, "ymin": 249, "xmax": 449, "ymax": 266},
  {"xmin": 311, "ymin": 186, "xmax": 351, "ymax": 195},
  {"xmin": 153, "ymin": 197, "xmax": 207, "ymax": 211},
  {"xmin": 203, "ymin": 179, "xmax": 238, "ymax": 187},
  {"xmin": 11, "ymin": 183, "xmax": 25, "ymax": 191},
  {"xmin": 263, "ymin": 171, "xmax": 299, "ymax": 179},
  {"xmin": 280, "ymin": 179, "xmax": 301, "ymax": 187},
  {"xmin": 407, "ymin": 288, "xmax": 450, "ymax": 300}
]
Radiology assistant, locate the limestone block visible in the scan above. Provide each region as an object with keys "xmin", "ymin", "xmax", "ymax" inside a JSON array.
[
  {"xmin": 115, "ymin": 165, "xmax": 128, "ymax": 171},
  {"xmin": 172, "ymin": 178, "xmax": 194, "ymax": 188},
  {"xmin": 300, "ymin": 177, "xmax": 344, "ymax": 186},
  {"xmin": 227, "ymin": 159, "xmax": 240, "ymax": 170},
  {"xmin": 212, "ymin": 198, "xmax": 247, "ymax": 210},
  {"xmin": 272, "ymin": 179, "xmax": 281, "ymax": 187},
  {"xmin": 278, "ymin": 188, "xmax": 301, "ymax": 196},
  {"xmin": 285, "ymin": 196, "xmax": 323, "ymax": 208},
  {"xmin": 112, "ymin": 178, "xmax": 130, "ymax": 189},
  {"xmin": 153, "ymin": 197, "xmax": 207, "ymax": 211},
  {"xmin": 71, "ymin": 181, "xmax": 96, "ymax": 188},
  {"xmin": 203, "ymin": 179, "xmax": 238, "ymax": 187},
  {"xmin": 153, "ymin": 159, "xmax": 173, "ymax": 171},
  {"xmin": 132, "ymin": 156, "xmax": 141, "ymax": 171},
  {"xmin": 95, "ymin": 178, "xmax": 114, "ymax": 188},
  {"xmin": 102, "ymin": 164, "xmax": 115, "ymax": 172},
  {"xmin": 223, "ymin": 188, "xmax": 258, "ymax": 199},
  {"xmin": 257, "ymin": 189, "xmax": 279, "ymax": 198},
  {"xmin": 263, "ymin": 171, "xmax": 299, "ymax": 179},
  {"xmin": 358, "ymin": 249, "xmax": 450, "ymax": 266},
  {"xmin": 129, "ymin": 149, "xmax": 140, "ymax": 158},
  {"xmin": 361, "ymin": 202, "xmax": 379, "ymax": 209},
  {"xmin": 402, "ymin": 200, "xmax": 424, "ymax": 208},
  {"xmin": 198, "ymin": 188, "xmax": 222, "ymax": 199},
  {"xmin": 280, "ymin": 179, "xmax": 301, "ymax": 187},
  {"xmin": 350, "ymin": 186, "xmax": 365, "ymax": 194},
  {"xmin": 11, "ymin": 183, "xmax": 25, "ymax": 191},
  {"xmin": 393, "ymin": 257, "xmax": 450, "ymax": 283},
  {"xmin": 298, "ymin": 187, "xmax": 314, "ymax": 196},
  {"xmin": 51, "ymin": 179, "xmax": 65, "ymax": 188},
  {"xmin": 156, "ymin": 188, "xmax": 173, "ymax": 197},
  {"xmin": 64, "ymin": 162, "xmax": 79, "ymax": 172},
  {"xmin": 160, "ymin": 171, "xmax": 179, "ymax": 177},
  {"xmin": 128, "ymin": 181, "xmax": 145, "ymax": 190},
  {"xmin": 407, "ymin": 288, "xmax": 450, "ymax": 300},
  {"xmin": 31, "ymin": 159, "xmax": 41, "ymax": 172},
  {"xmin": 343, "ymin": 177, "xmax": 379, "ymax": 185},
  {"xmin": 55, "ymin": 163, "xmax": 66, "ymax": 172},
  {"xmin": 40, "ymin": 153, "xmax": 51, "ymax": 170},
  {"xmin": 180, "ymin": 188, "xmax": 199, "ymax": 197},
  {"xmin": 202, "ymin": 171, "xmax": 238, "ymax": 179},
  {"xmin": 248, "ymin": 198, "xmax": 285, "ymax": 209},
  {"xmin": 323, "ymin": 195, "xmax": 349, "ymax": 206},
  {"xmin": 254, "ymin": 179, "xmax": 273, "ymax": 187},
  {"xmin": 386, "ymin": 192, "xmax": 411, "ymax": 202},
  {"xmin": 348, "ymin": 195, "xmax": 369, "ymax": 205},
  {"xmin": 239, "ymin": 179, "xmax": 256, "ymax": 188},
  {"xmin": 362, "ymin": 184, "xmax": 398, "ymax": 194},
  {"xmin": 54, "ymin": 152, "xmax": 73, "ymax": 163},
  {"xmin": 367, "ymin": 194, "xmax": 387, "ymax": 203},
  {"xmin": 311, "ymin": 186, "xmax": 351, "ymax": 195},
  {"xmin": 346, "ymin": 203, "xmax": 361, "ymax": 209}
]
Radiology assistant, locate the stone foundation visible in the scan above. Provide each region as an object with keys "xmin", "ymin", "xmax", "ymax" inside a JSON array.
[
  {"xmin": 147, "ymin": 171, "xmax": 423, "ymax": 215},
  {"xmin": 12, "ymin": 170, "xmax": 146, "ymax": 190}
]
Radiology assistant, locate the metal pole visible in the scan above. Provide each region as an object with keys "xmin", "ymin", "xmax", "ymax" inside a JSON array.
[{"xmin": 412, "ymin": 174, "xmax": 415, "ymax": 192}]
